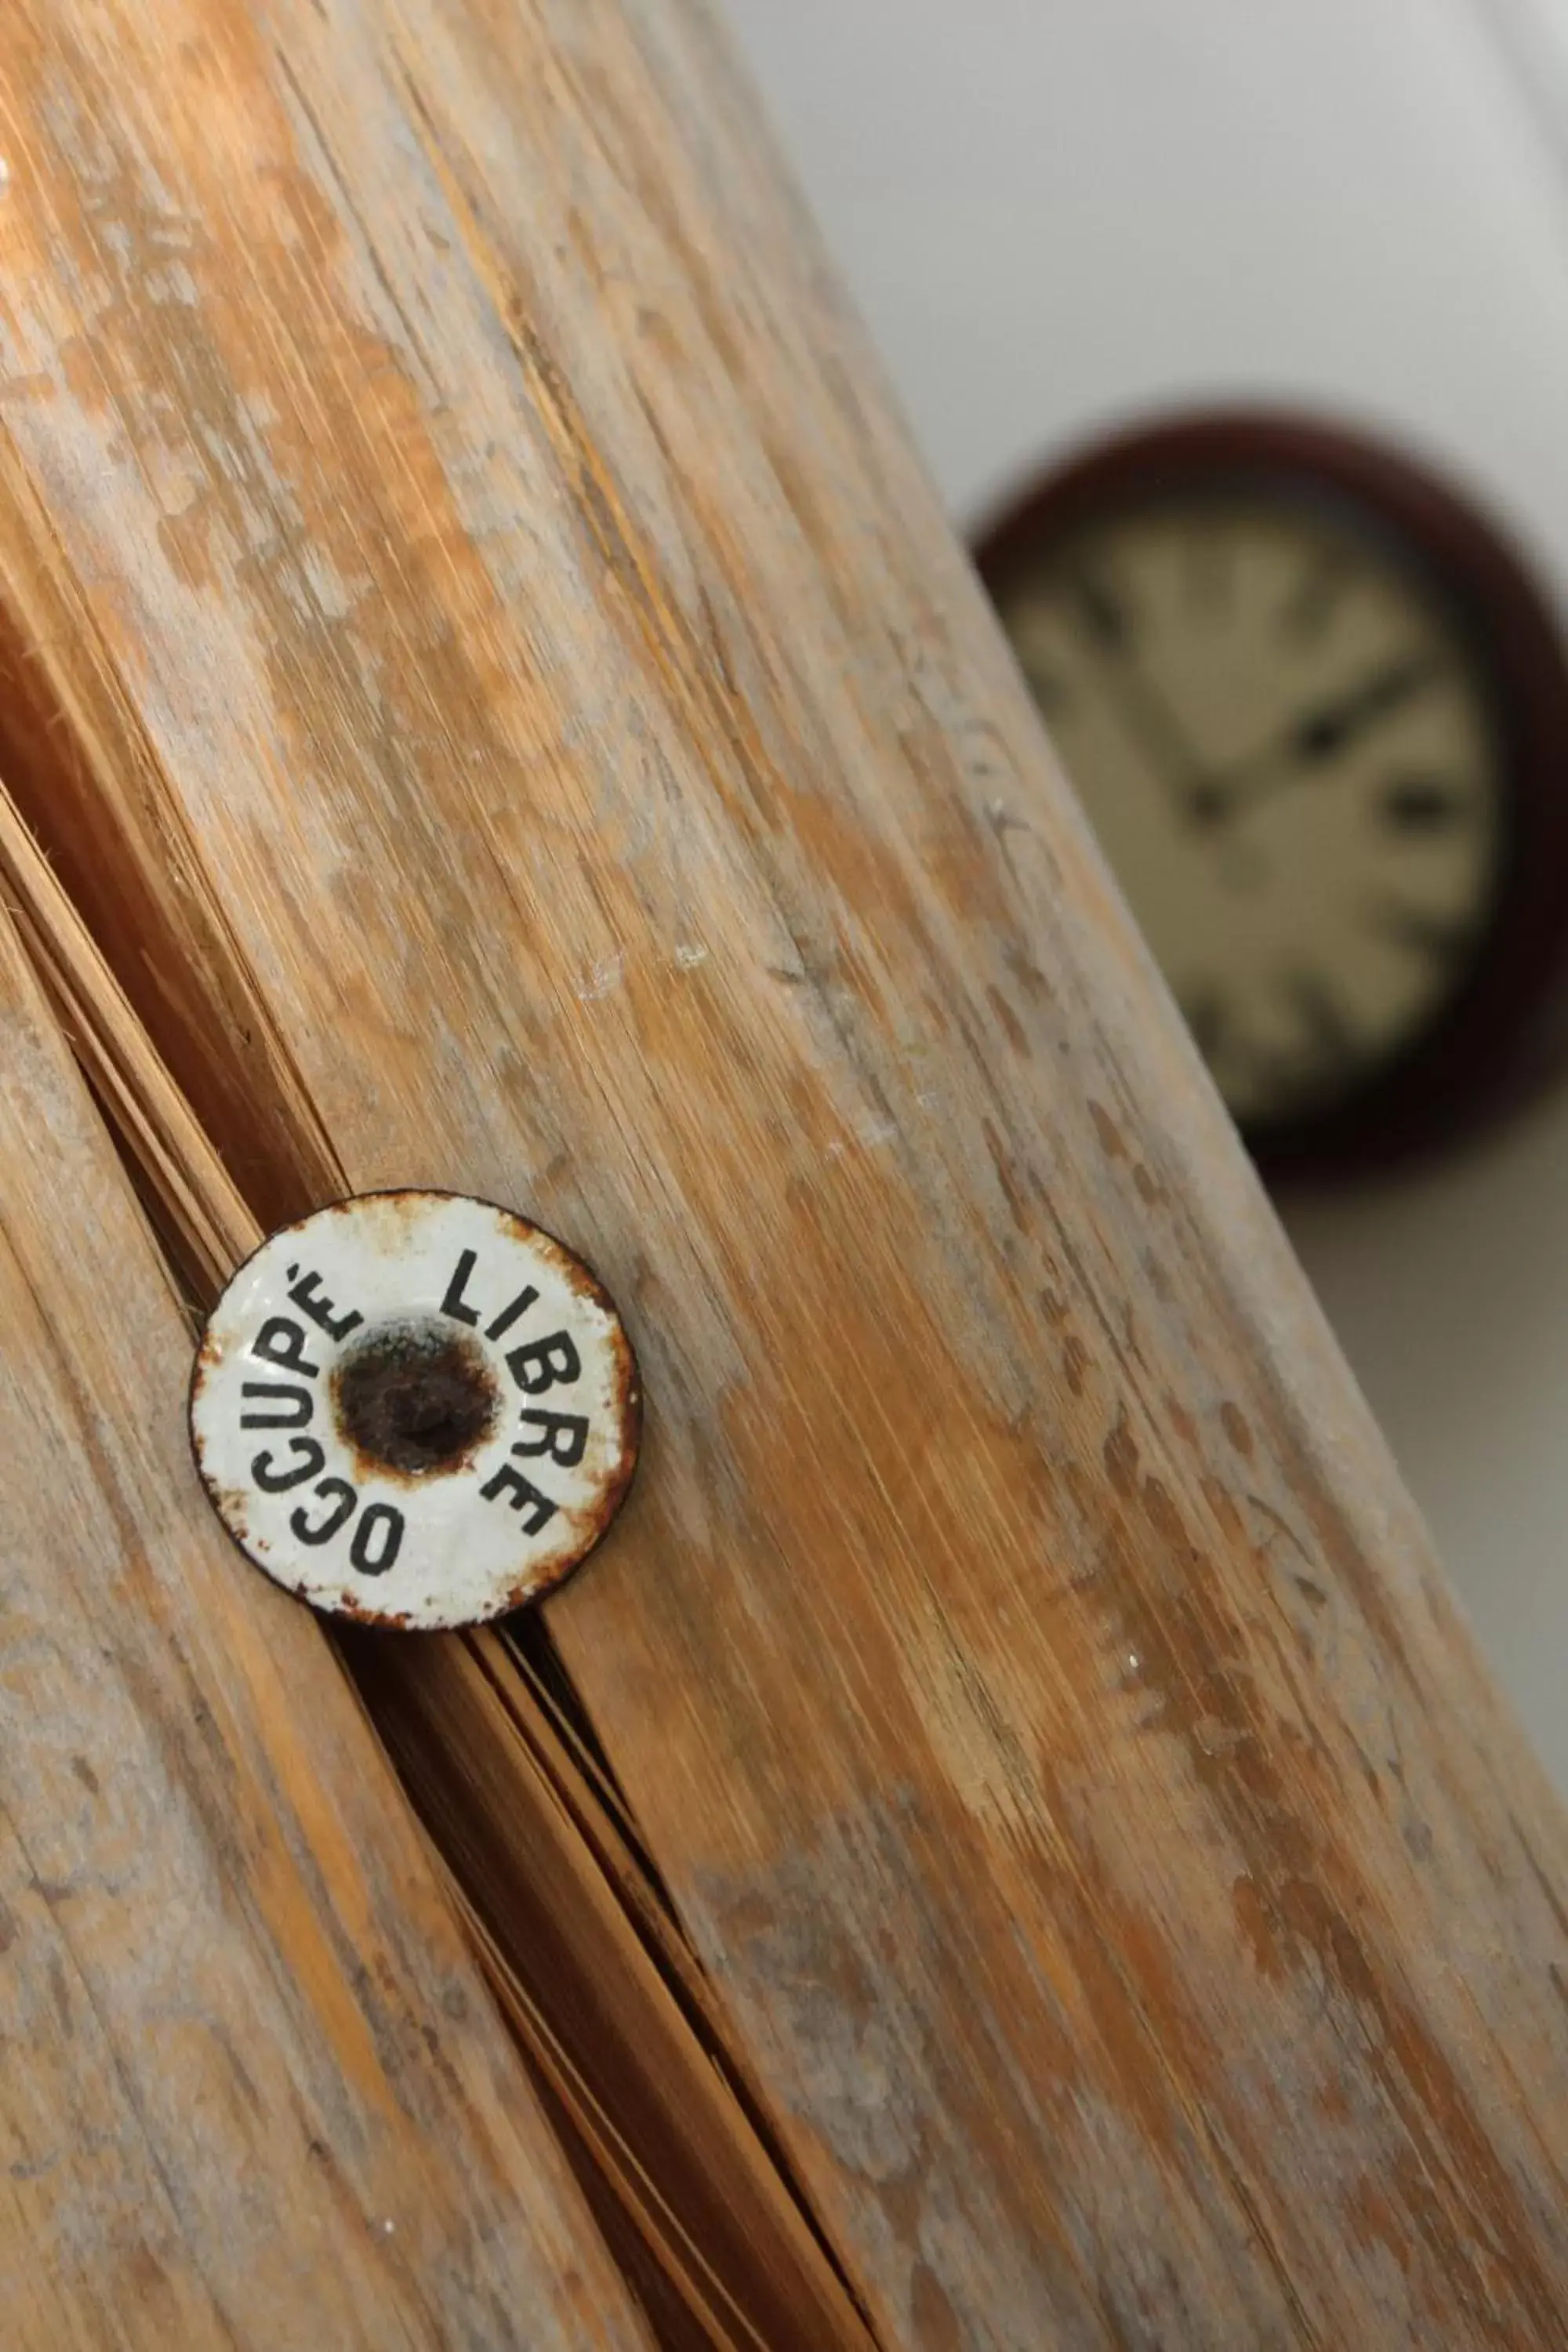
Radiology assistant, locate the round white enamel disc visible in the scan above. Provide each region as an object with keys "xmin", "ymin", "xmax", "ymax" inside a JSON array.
[{"xmin": 189, "ymin": 1192, "xmax": 640, "ymax": 1629}]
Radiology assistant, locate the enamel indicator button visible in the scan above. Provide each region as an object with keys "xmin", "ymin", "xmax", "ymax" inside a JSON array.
[{"xmin": 189, "ymin": 1192, "xmax": 640, "ymax": 1629}]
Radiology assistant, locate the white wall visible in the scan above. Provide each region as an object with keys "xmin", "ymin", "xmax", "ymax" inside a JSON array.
[{"xmin": 720, "ymin": 0, "xmax": 1568, "ymax": 1785}]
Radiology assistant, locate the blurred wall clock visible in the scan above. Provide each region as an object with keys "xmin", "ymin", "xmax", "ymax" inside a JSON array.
[{"xmin": 975, "ymin": 411, "xmax": 1568, "ymax": 1175}]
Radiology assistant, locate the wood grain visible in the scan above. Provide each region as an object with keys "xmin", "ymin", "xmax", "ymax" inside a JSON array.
[
  {"xmin": 352, "ymin": 1626, "xmax": 879, "ymax": 2351},
  {"xmin": 0, "ymin": 779, "xmax": 877, "ymax": 2349},
  {"xmin": 0, "ymin": 906, "xmax": 654, "ymax": 2347},
  {"xmin": 2, "ymin": 0, "xmax": 1568, "ymax": 2343},
  {"xmin": 0, "ymin": 776, "xmax": 879, "ymax": 2352}
]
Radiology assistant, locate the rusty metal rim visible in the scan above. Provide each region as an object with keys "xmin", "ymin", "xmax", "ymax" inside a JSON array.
[{"xmin": 185, "ymin": 1187, "xmax": 644, "ymax": 1629}]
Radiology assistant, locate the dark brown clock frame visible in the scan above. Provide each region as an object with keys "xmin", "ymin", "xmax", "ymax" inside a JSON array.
[{"xmin": 972, "ymin": 409, "xmax": 1568, "ymax": 1181}]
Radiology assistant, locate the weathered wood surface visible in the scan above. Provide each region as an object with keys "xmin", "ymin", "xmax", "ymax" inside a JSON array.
[
  {"xmin": 0, "ymin": 776, "xmax": 872, "ymax": 2352},
  {"xmin": 350, "ymin": 1624, "xmax": 880, "ymax": 2351},
  {"xmin": 3, "ymin": 0, "xmax": 1568, "ymax": 2343},
  {"xmin": 0, "ymin": 914, "xmax": 652, "ymax": 2343}
]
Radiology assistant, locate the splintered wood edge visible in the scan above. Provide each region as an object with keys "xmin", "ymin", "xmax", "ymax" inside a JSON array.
[
  {"xmin": 0, "ymin": 884, "xmax": 655, "ymax": 2348},
  {"xmin": 0, "ymin": 775, "xmax": 872, "ymax": 2350}
]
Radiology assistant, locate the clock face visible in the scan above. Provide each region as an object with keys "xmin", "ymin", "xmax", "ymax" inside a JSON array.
[{"xmin": 990, "ymin": 492, "xmax": 1508, "ymax": 1133}]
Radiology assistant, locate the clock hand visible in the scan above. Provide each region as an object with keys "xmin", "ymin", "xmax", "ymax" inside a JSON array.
[
  {"xmin": 1111, "ymin": 662, "xmax": 1213, "ymax": 808},
  {"xmin": 1283, "ymin": 652, "xmax": 1440, "ymax": 764},
  {"xmin": 1059, "ymin": 569, "xmax": 1214, "ymax": 815},
  {"xmin": 1192, "ymin": 652, "xmax": 1441, "ymax": 826}
]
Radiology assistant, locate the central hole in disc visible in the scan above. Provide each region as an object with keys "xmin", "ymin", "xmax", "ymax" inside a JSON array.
[{"xmin": 332, "ymin": 1316, "xmax": 500, "ymax": 1476}]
